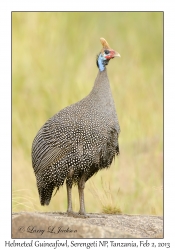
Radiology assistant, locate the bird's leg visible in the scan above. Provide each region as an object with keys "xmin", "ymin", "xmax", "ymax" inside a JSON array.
[
  {"xmin": 78, "ymin": 173, "xmax": 88, "ymax": 217},
  {"xmin": 66, "ymin": 170, "xmax": 88, "ymax": 218},
  {"xmin": 66, "ymin": 181, "xmax": 73, "ymax": 213},
  {"xmin": 66, "ymin": 168, "xmax": 76, "ymax": 216}
]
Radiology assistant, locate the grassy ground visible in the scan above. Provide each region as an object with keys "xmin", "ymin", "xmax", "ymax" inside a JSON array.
[{"xmin": 12, "ymin": 12, "xmax": 163, "ymax": 215}]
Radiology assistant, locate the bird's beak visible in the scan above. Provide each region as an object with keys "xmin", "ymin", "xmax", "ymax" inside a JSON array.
[
  {"xmin": 113, "ymin": 51, "xmax": 121, "ymax": 58},
  {"xmin": 105, "ymin": 49, "xmax": 121, "ymax": 59}
]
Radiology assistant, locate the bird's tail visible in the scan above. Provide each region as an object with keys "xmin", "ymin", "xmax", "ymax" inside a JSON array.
[
  {"xmin": 35, "ymin": 164, "xmax": 69, "ymax": 206},
  {"xmin": 37, "ymin": 183, "xmax": 55, "ymax": 206}
]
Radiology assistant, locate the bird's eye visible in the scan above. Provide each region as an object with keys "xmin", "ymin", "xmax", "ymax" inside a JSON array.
[{"xmin": 104, "ymin": 50, "xmax": 109, "ymax": 54}]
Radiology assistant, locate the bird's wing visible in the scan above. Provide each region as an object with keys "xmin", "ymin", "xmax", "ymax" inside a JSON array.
[{"xmin": 32, "ymin": 114, "xmax": 74, "ymax": 174}]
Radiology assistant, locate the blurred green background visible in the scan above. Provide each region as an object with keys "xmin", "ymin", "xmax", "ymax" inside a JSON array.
[{"xmin": 12, "ymin": 12, "xmax": 163, "ymax": 215}]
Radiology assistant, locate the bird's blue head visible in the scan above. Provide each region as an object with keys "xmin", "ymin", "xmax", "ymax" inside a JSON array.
[{"xmin": 96, "ymin": 38, "xmax": 120, "ymax": 72}]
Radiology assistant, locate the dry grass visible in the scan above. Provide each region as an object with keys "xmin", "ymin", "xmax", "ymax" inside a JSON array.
[
  {"xmin": 12, "ymin": 12, "xmax": 163, "ymax": 215},
  {"xmin": 12, "ymin": 189, "xmax": 38, "ymax": 211},
  {"xmin": 89, "ymin": 179, "xmax": 122, "ymax": 214}
]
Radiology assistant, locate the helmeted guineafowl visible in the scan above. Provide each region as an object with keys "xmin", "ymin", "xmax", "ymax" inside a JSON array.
[{"xmin": 32, "ymin": 37, "xmax": 121, "ymax": 217}]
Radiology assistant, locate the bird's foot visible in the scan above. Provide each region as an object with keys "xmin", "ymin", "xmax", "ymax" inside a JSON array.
[
  {"xmin": 67, "ymin": 210, "xmax": 77, "ymax": 217},
  {"xmin": 77, "ymin": 213, "xmax": 89, "ymax": 219},
  {"xmin": 77, "ymin": 210, "xmax": 89, "ymax": 218},
  {"xmin": 67, "ymin": 210, "xmax": 89, "ymax": 218}
]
